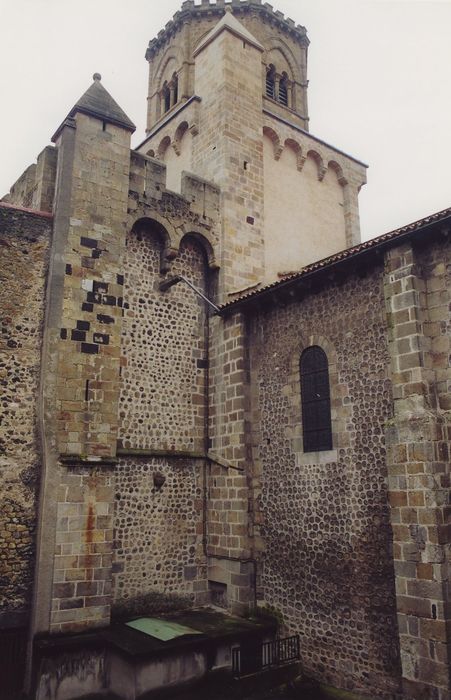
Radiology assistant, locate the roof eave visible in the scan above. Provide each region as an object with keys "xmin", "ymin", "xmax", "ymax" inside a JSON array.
[
  {"xmin": 51, "ymin": 107, "xmax": 136, "ymax": 144},
  {"xmin": 219, "ymin": 208, "xmax": 451, "ymax": 316}
]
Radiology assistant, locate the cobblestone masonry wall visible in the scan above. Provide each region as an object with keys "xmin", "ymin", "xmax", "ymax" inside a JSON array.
[
  {"xmin": 0, "ymin": 206, "xmax": 51, "ymax": 624},
  {"xmin": 118, "ymin": 232, "xmax": 208, "ymax": 452},
  {"xmin": 113, "ymin": 457, "xmax": 207, "ymax": 606},
  {"xmin": 248, "ymin": 266, "xmax": 401, "ymax": 696}
]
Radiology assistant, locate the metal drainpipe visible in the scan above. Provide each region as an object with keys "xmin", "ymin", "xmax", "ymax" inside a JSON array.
[{"xmin": 202, "ymin": 293, "xmax": 210, "ymax": 564}]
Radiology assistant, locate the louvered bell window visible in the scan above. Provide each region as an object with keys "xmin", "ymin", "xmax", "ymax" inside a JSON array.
[
  {"xmin": 279, "ymin": 79, "xmax": 288, "ymax": 106},
  {"xmin": 300, "ymin": 346, "xmax": 333, "ymax": 452},
  {"xmin": 266, "ymin": 71, "xmax": 275, "ymax": 99},
  {"xmin": 164, "ymin": 86, "xmax": 171, "ymax": 113}
]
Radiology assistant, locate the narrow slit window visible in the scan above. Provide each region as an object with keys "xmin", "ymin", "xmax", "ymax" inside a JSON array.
[{"xmin": 300, "ymin": 346, "xmax": 332, "ymax": 452}]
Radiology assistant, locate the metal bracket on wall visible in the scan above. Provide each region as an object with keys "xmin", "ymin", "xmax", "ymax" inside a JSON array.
[{"xmin": 159, "ymin": 274, "xmax": 221, "ymax": 314}]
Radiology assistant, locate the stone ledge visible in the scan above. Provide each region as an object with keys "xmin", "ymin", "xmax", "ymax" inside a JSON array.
[
  {"xmin": 116, "ymin": 447, "xmax": 205, "ymax": 460},
  {"xmin": 59, "ymin": 454, "xmax": 118, "ymax": 467}
]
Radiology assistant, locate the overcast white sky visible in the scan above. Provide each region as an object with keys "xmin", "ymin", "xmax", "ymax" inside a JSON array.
[{"xmin": 1, "ymin": 0, "xmax": 450, "ymax": 241}]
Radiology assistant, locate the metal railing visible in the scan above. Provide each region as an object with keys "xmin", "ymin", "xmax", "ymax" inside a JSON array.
[{"xmin": 232, "ymin": 634, "xmax": 300, "ymax": 678}]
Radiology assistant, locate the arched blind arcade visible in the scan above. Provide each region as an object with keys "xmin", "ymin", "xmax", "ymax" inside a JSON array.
[{"xmin": 300, "ymin": 346, "xmax": 332, "ymax": 452}]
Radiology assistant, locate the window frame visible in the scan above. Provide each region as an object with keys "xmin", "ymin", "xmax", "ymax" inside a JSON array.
[
  {"xmin": 282, "ymin": 334, "xmax": 344, "ymax": 466},
  {"xmin": 300, "ymin": 346, "xmax": 333, "ymax": 453}
]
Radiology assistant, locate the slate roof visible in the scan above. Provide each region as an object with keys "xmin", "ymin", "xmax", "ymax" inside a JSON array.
[
  {"xmin": 52, "ymin": 75, "xmax": 135, "ymax": 141},
  {"xmin": 220, "ymin": 206, "xmax": 451, "ymax": 314}
]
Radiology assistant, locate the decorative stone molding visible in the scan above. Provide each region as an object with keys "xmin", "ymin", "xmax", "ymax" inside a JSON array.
[{"xmin": 263, "ymin": 125, "xmax": 283, "ymax": 160}]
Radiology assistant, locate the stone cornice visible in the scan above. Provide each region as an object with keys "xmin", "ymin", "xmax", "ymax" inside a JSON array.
[{"xmin": 145, "ymin": 1, "xmax": 309, "ymax": 61}]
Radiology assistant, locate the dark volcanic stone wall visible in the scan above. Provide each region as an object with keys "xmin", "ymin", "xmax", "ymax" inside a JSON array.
[
  {"xmin": 113, "ymin": 456, "xmax": 206, "ymax": 605},
  {"xmin": 118, "ymin": 230, "xmax": 208, "ymax": 452},
  {"xmin": 249, "ymin": 266, "xmax": 401, "ymax": 696},
  {"xmin": 0, "ymin": 205, "xmax": 51, "ymax": 624},
  {"xmin": 115, "ymin": 229, "xmax": 209, "ymax": 606}
]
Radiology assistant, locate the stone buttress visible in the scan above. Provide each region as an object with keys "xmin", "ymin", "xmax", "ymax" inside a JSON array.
[
  {"xmin": 384, "ymin": 240, "xmax": 451, "ymax": 700},
  {"xmin": 31, "ymin": 75, "xmax": 135, "ymax": 637}
]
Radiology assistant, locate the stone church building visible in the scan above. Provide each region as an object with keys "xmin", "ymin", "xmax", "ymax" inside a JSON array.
[{"xmin": 0, "ymin": 1, "xmax": 450, "ymax": 699}]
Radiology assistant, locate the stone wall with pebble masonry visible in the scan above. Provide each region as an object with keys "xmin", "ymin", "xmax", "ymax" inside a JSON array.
[
  {"xmin": 118, "ymin": 232, "xmax": 208, "ymax": 452},
  {"xmin": 113, "ymin": 457, "xmax": 207, "ymax": 605},
  {"xmin": 0, "ymin": 205, "xmax": 51, "ymax": 624},
  {"xmin": 247, "ymin": 266, "xmax": 402, "ymax": 696}
]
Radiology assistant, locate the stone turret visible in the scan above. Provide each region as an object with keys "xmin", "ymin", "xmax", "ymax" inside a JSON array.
[
  {"xmin": 138, "ymin": 5, "xmax": 367, "ymax": 295},
  {"xmin": 145, "ymin": 0, "xmax": 309, "ymax": 133},
  {"xmin": 31, "ymin": 75, "xmax": 135, "ymax": 639}
]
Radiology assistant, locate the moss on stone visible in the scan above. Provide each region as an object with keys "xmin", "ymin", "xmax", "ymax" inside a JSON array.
[
  {"xmin": 317, "ymin": 684, "xmax": 368, "ymax": 700},
  {"xmin": 111, "ymin": 591, "xmax": 193, "ymax": 621}
]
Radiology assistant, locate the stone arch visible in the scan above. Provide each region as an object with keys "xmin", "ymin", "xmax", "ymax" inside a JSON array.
[
  {"xmin": 177, "ymin": 234, "xmax": 209, "ymax": 294},
  {"xmin": 284, "ymin": 138, "xmax": 305, "ymax": 171},
  {"xmin": 263, "ymin": 125, "xmax": 283, "ymax": 161},
  {"xmin": 307, "ymin": 149, "xmax": 326, "ymax": 181},
  {"xmin": 266, "ymin": 48, "xmax": 291, "ymax": 77},
  {"xmin": 285, "ymin": 333, "xmax": 345, "ymax": 462},
  {"xmin": 130, "ymin": 215, "xmax": 177, "ymax": 272},
  {"xmin": 178, "ymin": 229, "xmax": 218, "ymax": 271},
  {"xmin": 173, "ymin": 233, "xmax": 219, "ymax": 319},
  {"xmin": 155, "ymin": 50, "xmax": 180, "ymax": 93},
  {"xmin": 263, "ymin": 37, "xmax": 302, "ymax": 84},
  {"xmin": 157, "ymin": 135, "xmax": 171, "ymax": 160},
  {"xmin": 172, "ymin": 121, "xmax": 189, "ymax": 156},
  {"xmin": 328, "ymin": 160, "xmax": 348, "ymax": 186}
]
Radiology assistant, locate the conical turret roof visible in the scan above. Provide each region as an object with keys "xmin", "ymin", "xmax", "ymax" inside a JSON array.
[{"xmin": 52, "ymin": 74, "xmax": 135, "ymax": 141}]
